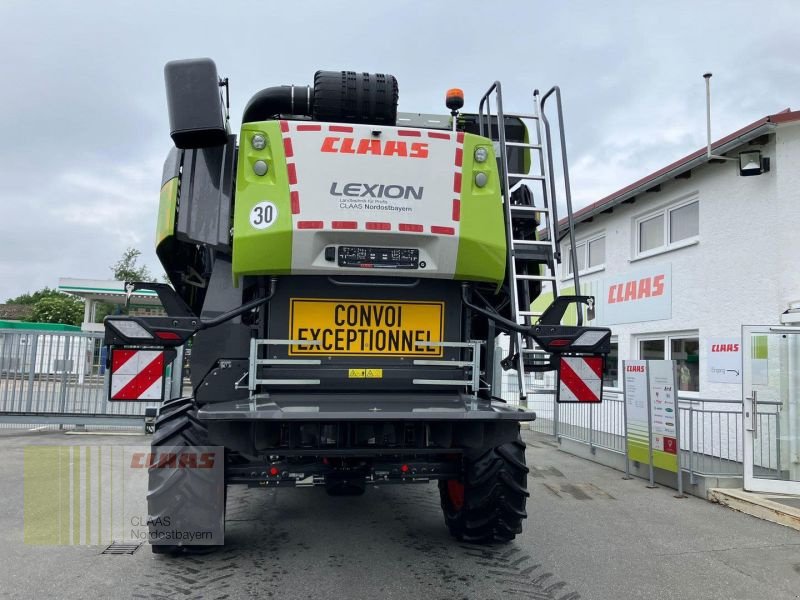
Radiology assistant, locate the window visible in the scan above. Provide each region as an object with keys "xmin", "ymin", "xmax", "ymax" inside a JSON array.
[
  {"xmin": 639, "ymin": 215, "xmax": 664, "ymax": 253},
  {"xmin": 640, "ymin": 339, "xmax": 665, "ymax": 360},
  {"xmin": 637, "ymin": 334, "xmax": 700, "ymax": 392},
  {"xmin": 669, "ymin": 201, "xmax": 699, "ymax": 243},
  {"xmin": 635, "ymin": 198, "xmax": 698, "ymax": 258},
  {"xmin": 672, "ymin": 337, "xmax": 700, "ymax": 393},
  {"xmin": 566, "ymin": 234, "xmax": 605, "ymax": 276},
  {"xmin": 603, "ymin": 338, "xmax": 619, "ymax": 389}
]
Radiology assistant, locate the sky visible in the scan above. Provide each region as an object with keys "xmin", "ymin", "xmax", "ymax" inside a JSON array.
[{"xmin": 1, "ymin": 0, "xmax": 799, "ymax": 301}]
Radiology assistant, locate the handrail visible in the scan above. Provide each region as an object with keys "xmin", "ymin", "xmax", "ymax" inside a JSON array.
[{"xmin": 540, "ymin": 86, "xmax": 580, "ymax": 305}]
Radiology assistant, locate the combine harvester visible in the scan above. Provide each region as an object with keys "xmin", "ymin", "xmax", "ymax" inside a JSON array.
[{"xmin": 104, "ymin": 59, "xmax": 611, "ymax": 552}]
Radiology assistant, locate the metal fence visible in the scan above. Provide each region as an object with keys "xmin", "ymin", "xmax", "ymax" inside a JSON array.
[
  {"xmin": 3, "ymin": 327, "xmax": 774, "ymax": 479},
  {"xmin": 0, "ymin": 329, "xmax": 162, "ymax": 430},
  {"xmin": 502, "ymin": 371, "xmax": 752, "ymax": 480}
]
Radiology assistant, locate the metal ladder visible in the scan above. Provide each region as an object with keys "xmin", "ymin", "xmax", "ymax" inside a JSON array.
[{"xmin": 478, "ymin": 83, "xmax": 581, "ymax": 403}]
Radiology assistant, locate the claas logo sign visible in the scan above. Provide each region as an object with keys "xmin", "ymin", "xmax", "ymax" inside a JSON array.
[{"xmin": 607, "ymin": 274, "xmax": 665, "ymax": 304}]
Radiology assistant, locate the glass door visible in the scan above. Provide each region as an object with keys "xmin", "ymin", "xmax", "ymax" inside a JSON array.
[{"xmin": 742, "ymin": 326, "xmax": 800, "ymax": 494}]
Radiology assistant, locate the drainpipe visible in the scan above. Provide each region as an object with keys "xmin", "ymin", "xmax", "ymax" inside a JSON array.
[{"xmin": 704, "ymin": 73, "xmax": 736, "ymax": 163}]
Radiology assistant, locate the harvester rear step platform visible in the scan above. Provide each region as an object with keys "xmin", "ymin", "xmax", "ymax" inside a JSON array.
[{"xmin": 198, "ymin": 393, "xmax": 535, "ymax": 421}]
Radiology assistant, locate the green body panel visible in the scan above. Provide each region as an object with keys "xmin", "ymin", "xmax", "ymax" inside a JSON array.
[
  {"xmin": 454, "ymin": 135, "xmax": 507, "ymax": 285},
  {"xmin": 231, "ymin": 121, "xmax": 293, "ymax": 280},
  {"xmin": 156, "ymin": 177, "xmax": 179, "ymax": 248}
]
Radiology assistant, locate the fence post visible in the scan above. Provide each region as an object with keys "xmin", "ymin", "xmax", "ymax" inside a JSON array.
[
  {"xmin": 688, "ymin": 403, "xmax": 695, "ymax": 486},
  {"xmin": 775, "ymin": 413, "xmax": 781, "ymax": 477},
  {"xmin": 25, "ymin": 334, "xmax": 38, "ymax": 412},
  {"xmin": 58, "ymin": 335, "xmax": 70, "ymax": 414},
  {"xmin": 554, "ymin": 386, "xmax": 559, "ymax": 440}
]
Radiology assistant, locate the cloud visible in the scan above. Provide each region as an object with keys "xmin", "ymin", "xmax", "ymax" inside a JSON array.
[{"xmin": 1, "ymin": 0, "xmax": 800, "ymax": 301}]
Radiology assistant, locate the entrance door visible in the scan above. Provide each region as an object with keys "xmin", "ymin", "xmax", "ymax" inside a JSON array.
[{"xmin": 742, "ymin": 326, "xmax": 800, "ymax": 494}]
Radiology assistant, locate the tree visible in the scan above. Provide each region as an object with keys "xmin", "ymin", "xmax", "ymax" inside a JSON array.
[
  {"xmin": 93, "ymin": 300, "xmax": 120, "ymax": 322},
  {"xmin": 112, "ymin": 247, "xmax": 153, "ymax": 282},
  {"xmin": 6, "ymin": 287, "xmax": 62, "ymax": 305},
  {"xmin": 28, "ymin": 295, "xmax": 84, "ymax": 326},
  {"xmin": 5, "ymin": 288, "xmax": 83, "ymax": 325}
]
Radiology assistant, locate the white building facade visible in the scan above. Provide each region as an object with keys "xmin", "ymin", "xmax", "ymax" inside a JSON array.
[{"xmin": 544, "ymin": 110, "xmax": 800, "ymax": 402}]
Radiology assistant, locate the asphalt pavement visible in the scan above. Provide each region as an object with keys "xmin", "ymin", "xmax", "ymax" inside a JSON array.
[{"xmin": 1, "ymin": 428, "xmax": 798, "ymax": 600}]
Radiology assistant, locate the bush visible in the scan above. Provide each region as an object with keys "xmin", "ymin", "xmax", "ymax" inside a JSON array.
[{"xmin": 29, "ymin": 295, "xmax": 84, "ymax": 326}]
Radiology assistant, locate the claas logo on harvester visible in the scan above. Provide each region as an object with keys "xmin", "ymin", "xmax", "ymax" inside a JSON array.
[{"xmin": 320, "ymin": 137, "xmax": 429, "ymax": 158}]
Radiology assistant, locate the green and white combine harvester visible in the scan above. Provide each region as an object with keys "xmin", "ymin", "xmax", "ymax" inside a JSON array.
[{"xmin": 104, "ymin": 59, "xmax": 611, "ymax": 553}]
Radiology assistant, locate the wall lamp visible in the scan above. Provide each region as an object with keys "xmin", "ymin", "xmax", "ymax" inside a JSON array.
[{"xmin": 738, "ymin": 150, "xmax": 769, "ymax": 176}]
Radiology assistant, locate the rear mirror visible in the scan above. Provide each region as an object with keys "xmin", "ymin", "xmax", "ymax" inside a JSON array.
[{"xmin": 164, "ymin": 58, "xmax": 228, "ymax": 149}]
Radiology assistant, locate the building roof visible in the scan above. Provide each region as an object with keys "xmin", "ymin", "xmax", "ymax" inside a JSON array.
[
  {"xmin": 0, "ymin": 304, "xmax": 33, "ymax": 321},
  {"xmin": 560, "ymin": 109, "xmax": 800, "ymax": 230},
  {"xmin": 58, "ymin": 278, "xmax": 162, "ymax": 306}
]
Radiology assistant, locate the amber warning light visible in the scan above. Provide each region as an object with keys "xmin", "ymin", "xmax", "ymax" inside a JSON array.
[{"xmin": 446, "ymin": 88, "xmax": 464, "ymax": 114}]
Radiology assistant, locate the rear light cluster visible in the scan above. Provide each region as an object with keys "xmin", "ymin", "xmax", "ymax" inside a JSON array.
[
  {"xmin": 105, "ymin": 317, "xmax": 193, "ymax": 348},
  {"xmin": 155, "ymin": 331, "xmax": 181, "ymax": 341},
  {"xmin": 107, "ymin": 320, "xmax": 152, "ymax": 340}
]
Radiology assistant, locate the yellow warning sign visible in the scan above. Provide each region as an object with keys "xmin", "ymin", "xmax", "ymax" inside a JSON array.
[
  {"xmin": 348, "ymin": 368, "xmax": 384, "ymax": 378},
  {"xmin": 289, "ymin": 299, "xmax": 444, "ymax": 357}
]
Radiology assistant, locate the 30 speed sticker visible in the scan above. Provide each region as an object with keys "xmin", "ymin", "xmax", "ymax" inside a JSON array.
[{"xmin": 250, "ymin": 201, "xmax": 278, "ymax": 229}]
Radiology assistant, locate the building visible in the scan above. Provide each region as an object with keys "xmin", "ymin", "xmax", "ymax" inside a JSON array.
[
  {"xmin": 58, "ymin": 278, "xmax": 164, "ymax": 332},
  {"xmin": 534, "ymin": 108, "xmax": 800, "ymax": 401}
]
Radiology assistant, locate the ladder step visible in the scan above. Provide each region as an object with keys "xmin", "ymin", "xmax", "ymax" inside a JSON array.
[
  {"xmin": 516, "ymin": 274, "xmax": 558, "ymax": 282},
  {"xmin": 510, "ymin": 205, "xmax": 549, "ymax": 212},
  {"xmin": 505, "ymin": 142, "xmax": 542, "ymax": 150},
  {"xmin": 510, "ymin": 205, "xmax": 549, "ymax": 215},
  {"xmin": 513, "ymin": 246, "xmax": 554, "ymax": 263},
  {"xmin": 512, "ymin": 239, "xmax": 551, "ymax": 246},
  {"xmin": 508, "ymin": 173, "xmax": 546, "ymax": 181}
]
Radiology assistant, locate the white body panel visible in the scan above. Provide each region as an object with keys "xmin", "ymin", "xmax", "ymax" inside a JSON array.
[{"xmin": 282, "ymin": 122, "xmax": 463, "ymax": 278}]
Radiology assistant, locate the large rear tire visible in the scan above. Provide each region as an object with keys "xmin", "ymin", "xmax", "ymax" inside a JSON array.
[
  {"xmin": 439, "ymin": 436, "xmax": 529, "ymax": 544},
  {"xmin": 148, "ymin": 397, "xmax": 225, "ymax": 555}
]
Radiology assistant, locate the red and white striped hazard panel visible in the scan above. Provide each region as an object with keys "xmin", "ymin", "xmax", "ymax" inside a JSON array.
[
  {"xmin": 109, "ymin": 349, "xmax": 165, "ymax": 401},
  {"xmin": 557, "ymin": 356, "xmax": 604, "ymax": 403}
]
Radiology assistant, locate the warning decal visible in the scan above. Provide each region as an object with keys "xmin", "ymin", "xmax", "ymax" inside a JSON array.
[
  {"xmin": 289, "ymin": 298, "xmax": 444, "ymax": 357},
  {"xmin": 557, "ymin": 356, "xmax": 604, "ymax": 403},
  {"xmin": 109, "ymin": 349, "xmax": 165, "ymax": 401}
]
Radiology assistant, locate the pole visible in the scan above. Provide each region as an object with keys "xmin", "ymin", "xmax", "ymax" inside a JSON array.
[
  {"xmin": 646, "ymin": 361, "xmax": 657, "ymax": 488},
  {"xmin": 704, "ymin": 73, "xmax": 713, "ymax": 160},
  {"xmin": 674, "ymin": 361, "xmax": 685, "ymax": 498},
  {"xmin": 622, "ymin": 361, "xmax": 631, "ymax": 480}
]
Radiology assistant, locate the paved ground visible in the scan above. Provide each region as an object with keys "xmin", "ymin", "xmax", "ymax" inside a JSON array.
[{"xmin": 1, "ymin": 428, "xmax": 799, "ymax": 600}]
